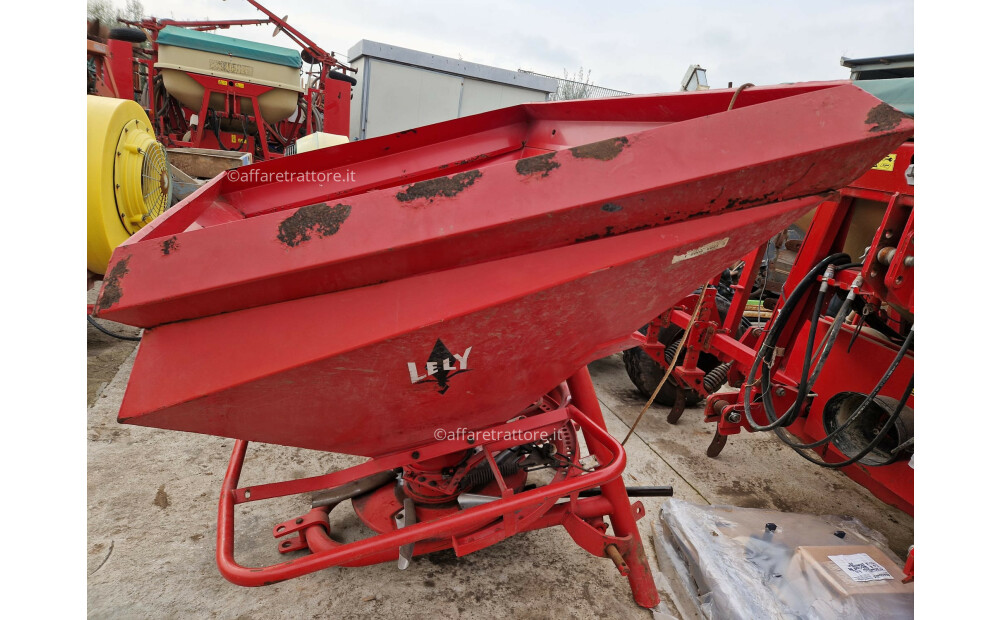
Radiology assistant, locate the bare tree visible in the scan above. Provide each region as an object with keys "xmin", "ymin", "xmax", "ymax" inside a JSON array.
[
  {"xmin": 87, "ymin": 0, "xmax": 116, "ymax": 24},
  {"xmin": 87, "ymin": 0, "xmax": 145, "ymax": 25},
  {"xmin": 555, "ymin": 67, "xmax": 593, "ymax": 101}
]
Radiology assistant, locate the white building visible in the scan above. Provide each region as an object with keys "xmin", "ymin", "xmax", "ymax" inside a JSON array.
[{"xmin": 347, "ymin": 40, "xmax": 557, "ymax": 140}]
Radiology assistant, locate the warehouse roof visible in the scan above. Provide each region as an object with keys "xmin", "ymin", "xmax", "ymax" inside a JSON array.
[{"xmin": 841, "ymin": 54, "xmax": 914, "ymax": 80}]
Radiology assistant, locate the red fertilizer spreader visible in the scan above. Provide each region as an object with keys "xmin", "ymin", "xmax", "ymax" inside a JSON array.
[{"xmin": 95, "ymin": 82, "xmax": 912, "ymax": 608}]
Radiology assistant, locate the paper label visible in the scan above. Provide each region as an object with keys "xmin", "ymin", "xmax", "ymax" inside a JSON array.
[
  {"xmin": 671, "ymin": 237, "xmax": 729, "ymax": 264},
  {"xmin": 828, "ymin": 553, "xmax": 893, "ymax": 582}
]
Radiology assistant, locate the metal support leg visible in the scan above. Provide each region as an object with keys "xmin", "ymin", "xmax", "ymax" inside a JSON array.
[{"xmin": 566, "ymin": 367, "xmax": 660, "ymax": 609}]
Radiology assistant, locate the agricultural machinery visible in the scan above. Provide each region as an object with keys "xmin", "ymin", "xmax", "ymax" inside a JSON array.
[
  {"xmin": 87, "ymin": 95, "xmax": 172, "ymax": 276},
  {"xmin": 94, "ymin": 82, "xmax": 912, "ymax": 607},
  {"xmin": 88, "ymin": 0, "xmax": 355, "ymax": 161},
  {"xmin": 624, "ymin": 83, "xmax": 915, "ymax": 518}
]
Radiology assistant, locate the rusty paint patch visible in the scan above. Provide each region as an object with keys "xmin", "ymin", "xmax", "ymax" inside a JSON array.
[
  {"xmin": 865, "ymin": 103, "xmax": 907, "ymax": 133},
  {"xmin": 725, "ymin": 191, "xmax": 776, "ymax": 210},
  {"xmin": 570, "ymin": 136, "xmax": 629, "ymax": 161},
  {"xmin": 277, "ymin": 202, "xmax": 352, "ymax": 247},
  {"xmin": 95, "ymin": 256, "xmax": 130, "ymax": 312},
  {"xmin": 161, "ymin": 236, "xmax": 178, "ymax": 255},
  {"xmin": 397, "ymin": 128, "xmax": 418, "ymax": 136},
  {"xmin": 575, "ymin": 222, "xmax": 652, "ymax": 243},
  {"xmin": 395, "ymin": 170, "xmax": 483, "ymax": 203},
  {"xmin": 601, "ymin": 203, "xmax": 623, "ymax": 213},
  {"xmin": 515, "ymin": 152, "xmax": 560, "ymax": 178},
  {"xmin": 459, "ymin": 153, "xmax": 492, "ymax": 166},
  {"xmin": 709, "ymin": 186, "xmax": 726, "ymax": 205}
]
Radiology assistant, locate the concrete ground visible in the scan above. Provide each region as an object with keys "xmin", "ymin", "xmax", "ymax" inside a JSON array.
[{"xmin": 87, "ymin": 331, "xmax": 912, "ymax": 618}]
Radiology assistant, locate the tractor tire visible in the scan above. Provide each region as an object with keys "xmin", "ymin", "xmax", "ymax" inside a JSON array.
[
  {"xmin": 623, "ymin": 292, "xmax": 750, "ymax": 408},
  {"xmin": 328, "ymin": 70, "xmax": 358, "ymax": 85},
  {"xmin": 108, "ymin": 27, "xmax": 147, "ymax": 43},
  {"xmin": 623, "ymin": 345, "xmax": 700, "ymax": 407}
]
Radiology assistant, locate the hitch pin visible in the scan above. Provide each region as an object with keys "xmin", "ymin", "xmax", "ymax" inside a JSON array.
[{"xmin": 605, "ymin": 544, "xmax": 630, "ymax": 576}]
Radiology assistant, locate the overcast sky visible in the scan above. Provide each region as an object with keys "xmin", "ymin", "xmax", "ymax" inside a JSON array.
[{"xmin": 131, "ymin": 0, "xmax": 913, "ymax": 93}]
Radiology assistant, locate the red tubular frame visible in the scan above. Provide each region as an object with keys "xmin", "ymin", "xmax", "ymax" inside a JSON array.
[{"xmin": 216, "ymin": 367, "xmax": 659, "ymax": 608}]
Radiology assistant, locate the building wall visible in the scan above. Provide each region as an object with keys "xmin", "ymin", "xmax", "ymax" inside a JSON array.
[{"xmin": 348, "ymin": 41, "xmax": 556, "ymax": 140}]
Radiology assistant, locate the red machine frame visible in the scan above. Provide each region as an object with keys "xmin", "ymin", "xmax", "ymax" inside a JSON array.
[
  {"xmin": 634, "ymin": 141, "xmax": 915, "ymax": 516},
  {"xmin": 93, "ymin": 81, "xmax": 912, "ymax": 606},
  {"xmin": 216, "ymin": 369, "xmax": 660, "ymax": 608},
  {"xmin": 101, "ymin": 0, "xmax": 354, "ymax": 160}
]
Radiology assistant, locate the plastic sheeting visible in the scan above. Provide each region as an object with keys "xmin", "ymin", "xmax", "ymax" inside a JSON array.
[
  {"xmin": 855, "ymin": 78, "xmax": 914, "ymax": 117},
  {"xmin": 653, "ymin": 500, "xmax": 913, "ymax": 619}
]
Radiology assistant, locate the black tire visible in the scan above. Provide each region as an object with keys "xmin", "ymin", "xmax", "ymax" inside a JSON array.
[
  {"xmin": 328, "ymin": 70, "xmax": 357, "ymax": 86},
  {"xmin": 623, "ymin": 345, "xmax": 699, "ymax": 407},
  {"xmin": 301, "ymin": 49, "xmax": 319, "ymax": 64},
  {"xmin": 108, "ymin": 27, "xmax": 147, "ymax": 43},
  {"xmin": 623, "ymin": 292, "xmax": 749, "ymax": 407}
]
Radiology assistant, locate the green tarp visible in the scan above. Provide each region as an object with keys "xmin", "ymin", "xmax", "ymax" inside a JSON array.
[
  {"xmin": 854, "ymin": 78, "xmax": 914, "ymax": 117},
  {"xmin": 157, "ymin": 25, "xmax": 301, "ymax": 69}
]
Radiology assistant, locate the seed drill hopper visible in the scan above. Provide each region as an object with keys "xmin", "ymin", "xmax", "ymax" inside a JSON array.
[
  {"xmin": 101, "ymin": 0, "xmax": 355, "ymax": 161},
  {"xmin": 95, "ymin": 82, "xmax": 912, "ymax": 608}
]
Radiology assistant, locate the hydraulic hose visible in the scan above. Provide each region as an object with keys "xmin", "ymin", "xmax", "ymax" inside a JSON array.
[
  {"xmin": 785, "ymin": 270, "xmax": 832, "ymax": 424},
  {"xmin": 740, "ymin": 251, "xmax": 915, "ymax": 468},
  {"xmin": 776, "ymin": 373, "xmax": 914, "ymax": 468},
  {"xmin": 774, "ymin": 327, "xmax": 913, "ymax": 452},
  {"xmin": 87, "ymin": 315, "xmax": 142, "ymax": 341},
  {"xmin": 806, "ymin": 275, "xmax": 863, "ymax": 388},
  {"xmin": 743, "ymin": 253, "xmax": 850, "ymax": 431}
]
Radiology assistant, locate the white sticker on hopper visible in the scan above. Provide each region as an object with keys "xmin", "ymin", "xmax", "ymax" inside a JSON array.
[
  {"xmin": 828, "ymin": 553, "xmax": 893, "ymax": 582},
  {"xmin": 672, "ymin": 237, "xmax": 730, "ymax": 264}
]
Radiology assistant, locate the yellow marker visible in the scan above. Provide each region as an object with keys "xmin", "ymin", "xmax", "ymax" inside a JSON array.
[{"xmin": 873, "ymin": 153, "xmax": 896, "ymax": 171}]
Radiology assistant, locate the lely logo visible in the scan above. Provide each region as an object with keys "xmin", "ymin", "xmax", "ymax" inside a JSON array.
[{"xmin": 407, "ymin": 339, "xmax": 472, "ymax": 394}]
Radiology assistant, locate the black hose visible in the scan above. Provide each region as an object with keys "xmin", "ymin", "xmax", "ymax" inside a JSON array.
[
  {"xmin": 785, "ymin": 279, "xmax": 830, "ymax": 424},
  {"xmin": 776, "ymin": 374, "xmax": 914, "ymax": 468},
  {"xmin": 775, "ymin": 328, "xmax": 913, "ymax": 452},
  {"xmin": 806, "ymin": 286, "xmax": 856, "ymax": 387},
  {"xmin": 739, "ymin": 251, "xmax": 915, "ymax": 469},
  {"xmin": 743, "ymin": 253, "xmax": 851, "ymax": 431},
  {"xmin": 833, "ymin": 262, "xmax": 863, "ymax": 271},
  {"xmin": 87, "ymin": 315, "xmax": 142, "ymax": 341}
]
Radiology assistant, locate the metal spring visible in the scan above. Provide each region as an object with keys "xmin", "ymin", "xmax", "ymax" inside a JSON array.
[
  {"xmin": 459, "ymin": 452, "xmax": 521, "ymax": 491},
  {"xmin": 703, "ymin": 362, "xmax": 732, "ymax": 394},
  {"xmin": 662, "ymin": 340, "xmax": 682, "ymax": 366}
]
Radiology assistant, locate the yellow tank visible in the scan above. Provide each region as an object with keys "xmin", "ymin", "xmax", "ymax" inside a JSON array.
[{"xmin": 87, "ymin": 95, "xmax": 172, "ymax": 274}]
